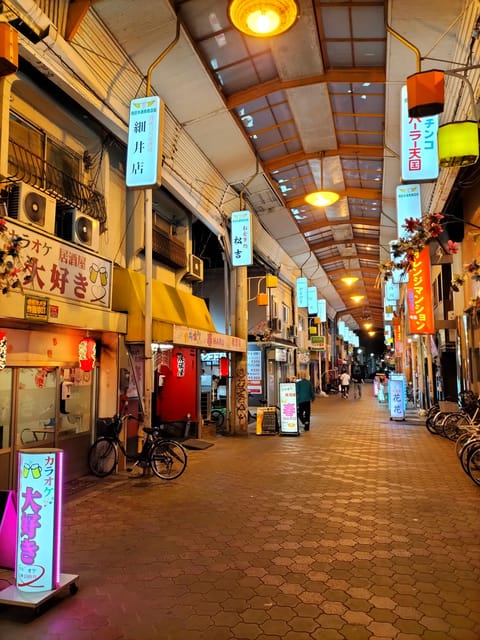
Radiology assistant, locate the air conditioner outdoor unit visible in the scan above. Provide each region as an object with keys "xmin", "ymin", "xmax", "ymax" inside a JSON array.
[
  {"xmin": 184, "ymin": 254, "xmax": 204, "ymax": 282},
  {"xmin": 8, "ymin": 182, "xmax": 56, "ymax": 234},
  {"xmin": 58, "ymin": 208, "xmax": 99, "ymax": 252},
  {"xmin": 270, "ymin": 318, "xmax": 282, "ymax": 332}
]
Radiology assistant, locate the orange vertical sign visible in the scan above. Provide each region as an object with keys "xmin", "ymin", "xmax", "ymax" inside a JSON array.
[{"xmin": 406, "ymin": 247, "xmax": 434, "ymax": 334}]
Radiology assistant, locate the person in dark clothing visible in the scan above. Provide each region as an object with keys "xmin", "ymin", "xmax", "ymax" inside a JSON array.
[{"xmin": 296, "ymin": 371, "xmax": 315, "ymax": 431}]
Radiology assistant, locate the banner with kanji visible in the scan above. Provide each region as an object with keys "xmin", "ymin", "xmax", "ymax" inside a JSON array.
[{"xmin": 406, "ymin": 247, "xmax": 434, "ymax": 334}]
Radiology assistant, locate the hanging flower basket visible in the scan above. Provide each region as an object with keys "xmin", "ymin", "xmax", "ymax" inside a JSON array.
[{"xmin": 378, "ymin": 213, "xmax": 457, "ymax": 283}]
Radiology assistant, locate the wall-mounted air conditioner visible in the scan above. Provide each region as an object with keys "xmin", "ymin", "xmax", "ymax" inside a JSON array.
[
  {"xmin": 57, "ymin": 208, "xmax": 99, "ymax": 252},
  {"xmin": 184, "ymin": 254, "xmax": 204, "ymax": 282},
  {"xmin": 286, "ymin": 325, "xmax": 297, "ymax": 338},
  {"xmin": 270, "ymin": 318, "xmax": 282, "ymax": 332},
  {"xmin": 8, "ymin": 182, "xmax": 56, "ymax": 234}
]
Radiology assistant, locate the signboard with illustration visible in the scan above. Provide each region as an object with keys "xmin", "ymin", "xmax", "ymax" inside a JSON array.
[
  {"xmin": 279, "ymin": 382, "xmax": 299, "ymax": 436},
  {"xmin": 5, "ymin": 219, "xmax": 112, "ymax": 310},
  {"xmin": 16, "ymin": 449, "xmax": 63, "ymax": 592}
]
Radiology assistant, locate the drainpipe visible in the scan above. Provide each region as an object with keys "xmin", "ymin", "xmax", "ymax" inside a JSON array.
[{"xmin": 142, "ymin": 17, "xmax": 180, "ymax": 432}]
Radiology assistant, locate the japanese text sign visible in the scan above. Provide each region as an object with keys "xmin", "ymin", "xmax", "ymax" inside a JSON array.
[
  {"xmin": 16, "ymin": 449, "xmax": 63, "ymax": 592},
  {"xmin": 296, "ymin": 277, "xmax": 308, "ymax": 307},
  {"xmin": 307, "ymin": 286, "xmax": 317, "ymax": 314},
  {"xmin": 396, "ymin": 184, "xmax": 422, "ymax": 237},
  {"xmin": 401, "ymin": 85, "xmax": 439, "ymax": 182},
  {"xmin": 231, "ymin": 210, "xmax": 253, "ymax": 266},
  {"xmin": 126, "ymin": 96, "xmax": 164, "ymax": 188},
  {"xmin": 279, "ymin": 382, "xmax": 299, "ymax": 435},
  {"xmin": 406, "ymin": 247, "xmax": 434, "ymax": 334},
  {"xmin": 389, "ymin": 374, "xmax": 406, "ymax": 420},
  {"xmin": 8, "ymin": 219, "xmax": 112, "ymax": 310},
  {"xmin": 317, "ymin": 299, "xmax": 326, "ymax": 322}
]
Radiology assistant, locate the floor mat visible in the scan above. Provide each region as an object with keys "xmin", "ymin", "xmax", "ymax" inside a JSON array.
[{"xmin": 182, "ymin": 438, "xmax": 214, "ymax": 450}]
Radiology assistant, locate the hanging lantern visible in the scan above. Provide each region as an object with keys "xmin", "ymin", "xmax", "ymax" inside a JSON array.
[
  {"xmin": 78, "ymin": 337, "xmax": 96, "ymax": 372},
  {"xmin": 265, "ymin": 274, "xmax": 278, "ymax": 288},
  {"xmin": 406, "ymin": 69, "xmax": 444, "ymax": 118},
  {"xmin": 0, "ymin": 331, "xmax": 6, "ymax": 370},
  {"xmin": 256, "ymin": 293, "xmax": 268, "ymax": 306},
  {"xmin": 220, "ymin": 357, "xmax": 229, "ymax": 378},
  {"xmin": 438, "ymin": 121, "xmax": 479, "ymax": 168}
]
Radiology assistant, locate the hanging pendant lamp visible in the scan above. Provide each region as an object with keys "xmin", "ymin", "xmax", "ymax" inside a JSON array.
[
  {"xmin": 305, "ymin": 152, "xmax": 340, "ymax": 207},
  {"xmin": 228, "ymin": 0, "xmax": 299, "ymax": 38}
]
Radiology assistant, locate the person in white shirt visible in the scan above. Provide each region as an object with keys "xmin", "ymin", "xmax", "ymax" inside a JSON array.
[{"xmin": 340, "ymin": 371, "xmax": 351, "ymax": 398}]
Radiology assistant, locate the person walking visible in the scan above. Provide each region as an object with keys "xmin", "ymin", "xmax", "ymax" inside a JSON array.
[
  {"xmin": 339, "ymin": 370, "xmax": 351, "ymax": 398},
  {"xmin": 351, "ymin": 364, "xmax": 363, "ymax": 399},
  {"xmin": 296, "ymin": 371, "xmax": 315, "ymax": 431}
]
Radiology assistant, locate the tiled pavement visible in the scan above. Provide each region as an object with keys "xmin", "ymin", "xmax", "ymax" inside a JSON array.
[{"xmin": 1, "ymin": 387, "xmax": 479, "ymax": 639}]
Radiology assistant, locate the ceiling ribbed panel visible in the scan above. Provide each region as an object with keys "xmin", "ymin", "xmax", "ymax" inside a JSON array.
[
  {"xmin": 74, "ymin": 12, "xmax": 141, "ymax": 113},
  {"xmin": 163, "ymin": 111, "xmax": 239, "ymax": 223}
]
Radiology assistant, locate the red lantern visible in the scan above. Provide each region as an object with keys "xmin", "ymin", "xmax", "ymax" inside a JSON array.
[
  {"xmin": 78, "ymin": 337, "xmax": 96, "ymax": 372},
  {"xmin": 220, "ymin": 357, "xmax": 229, "ymax": 378},
  {"xmin": 0, "ymin": 331, "xmax": 6, "ymax": 370}
]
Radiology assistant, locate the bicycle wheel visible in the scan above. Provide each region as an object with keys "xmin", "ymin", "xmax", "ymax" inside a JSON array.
[
  {"xmin": 88, "ymin": 438, "xmax": 118, "ymax": 477},
  {"xmin": 441, "ymin": 414, "xmax": 465, "ymax": 441},
  {"xmin": 466, "ymin": 444, "xmax": 480, "ymax": 486},
  {"xmin": 149, "ymin": 440, "xmax": 187, "ymax": 480},
  {"xmin": 211, "ymin": 410, "xmax": 224, "ymax": 429}
]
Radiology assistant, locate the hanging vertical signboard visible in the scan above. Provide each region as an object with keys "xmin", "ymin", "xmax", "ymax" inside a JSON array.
[
  {"xmin": 231, "ymin": 210, "xmax": 253, "ymax": 266},
  {"xmin": 126, "ymin": 96, "xmax": 164, "ymax": 188},
  {"xmin": 396, "ymin": 184, "xmax": 422, "ymax": 237},
  {"xmin": 317, "ymin": 299, "xmax": 326, "ymax": 322},
  {"xmin": 296, "ymin": 277, "xmax": 308, "ymax": 308},
  {"xmin": 401, "ymin": 85, "xmax": 439, "ymax": 182},
  {"xmin": 406, "ymin": 247, "xmax": 434, "ymax": 334},
  {"xmin": 307, "ymin": 286, "xmax": 317, "ymax": 314}
]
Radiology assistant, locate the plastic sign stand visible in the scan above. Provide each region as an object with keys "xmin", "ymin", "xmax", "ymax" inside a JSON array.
[
  {"xmin": 0, "ymin": 449, "xmax": 79, "ymax": 611},
  {"xmin": 0, "ymin": 490, "xmax": 16, "ymax": 569},
  {"xmin": 279, "ymin": 383, "xmax": 299, "ymax": 436},
  {"xmin": 389, "ymin": 374, "xmax": 406, "ymax": 421}
]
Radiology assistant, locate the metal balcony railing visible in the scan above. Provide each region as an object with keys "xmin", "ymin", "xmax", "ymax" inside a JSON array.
[{"xmin": 7, "ymin": 140, "xmax": 107, "ymax": 225}]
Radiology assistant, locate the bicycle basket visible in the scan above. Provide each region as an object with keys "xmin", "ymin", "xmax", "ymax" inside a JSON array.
[{"xmin": 96, "ymin": 416, "xmax": 122, "ymax": 437}]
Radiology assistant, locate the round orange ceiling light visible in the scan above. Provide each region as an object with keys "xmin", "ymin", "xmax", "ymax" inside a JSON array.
[
  {"xmin": 304, "ymin": 190, "xmax": 340, "ymax": 207},
  {"xmin": 228, "ymin": 0, "xmax": 299, "ymax": 37}
]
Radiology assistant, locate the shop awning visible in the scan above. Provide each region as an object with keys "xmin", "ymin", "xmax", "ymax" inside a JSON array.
[{"xmin": 112, "ymin": 267, "xmax": 216, "ymax": 343}]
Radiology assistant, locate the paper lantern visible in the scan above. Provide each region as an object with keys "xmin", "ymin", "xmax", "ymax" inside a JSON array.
[
  {"xmin": 0, "ymin": 331, "xmax": 6, "ymax": 370},
  {"xmin": 220, "ymin": 357, "xmax": 229, "ymax": 377},
  {"xmin": 406, "ymin": 69, "xmax": 444, "ymax": 118},
  {"xmin": 256, "ymin": 293, "xmax": 268, "ymax": 306},
  {"xmin": 265, "ymin": 275, "xmax": 278, "ymax": 288},
  {"xmin": 78, "ymin": 337, "xmax": 96, "ymax": 372},
  {"xmin": 438, "ymin": 121, "xmax": 479, "ymax": 168}
]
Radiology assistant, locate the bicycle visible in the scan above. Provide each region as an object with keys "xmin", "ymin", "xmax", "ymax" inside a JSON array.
[{"xmin": 88, "ymin": 414, "xmax": 187, "ymax": 480}]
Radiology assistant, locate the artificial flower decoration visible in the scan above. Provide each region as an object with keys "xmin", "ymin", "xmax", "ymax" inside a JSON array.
[
  {"xmin": 0, "ymin": 217, "xmax": 33, "ymax": 294},
  {"xmin": 378, "ymin": 213, "xmax": 455, "ymax": 282},
  {"xmin": 251, "ymin": 320, "xmax": 273, "ymax": 342},
  {"xmin": 450, "ymin": 257, "xmax": 480, "ymax": 291}
]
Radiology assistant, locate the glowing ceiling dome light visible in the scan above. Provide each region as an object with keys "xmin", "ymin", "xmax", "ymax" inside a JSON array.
[
  {"xmin": 341, "ymin": 275, "xmax": 359, "ymax": 286},
  {"xmin": 228, "ymin": 0, "xmax": 299, "ymax": 38},
  {"xmin": 304, "ymin": 190, "xmax": 340, "ymax": 207}
]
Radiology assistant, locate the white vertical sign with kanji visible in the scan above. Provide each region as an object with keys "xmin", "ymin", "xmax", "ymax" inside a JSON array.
[
  {"xmin": 126, "ymin": 96, "xmax": 164, "ymax": 188},
  {"xmin": 231, "ymin": 210, "xmax": 253, "ymax": 266}
]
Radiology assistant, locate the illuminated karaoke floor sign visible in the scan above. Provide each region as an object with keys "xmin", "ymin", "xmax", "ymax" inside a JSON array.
[{"xmin": 0, "ymin": 449, "xmax": 79, "ymax": 610}]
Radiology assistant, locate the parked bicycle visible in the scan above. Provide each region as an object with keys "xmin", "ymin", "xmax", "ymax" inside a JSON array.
[{"xmin": 88, "ymin": 414, "xmax": 187, "ymax": 480}]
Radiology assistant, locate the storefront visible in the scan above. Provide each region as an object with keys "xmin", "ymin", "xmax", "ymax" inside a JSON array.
[
  {"xmin": 0, "ymin": 218, "xmax": 126, "ymax": 490},
  {"xmin": 112, "ymin": 268, "xmax": 245, "ymax": 438}
]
